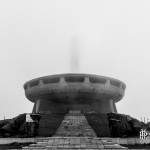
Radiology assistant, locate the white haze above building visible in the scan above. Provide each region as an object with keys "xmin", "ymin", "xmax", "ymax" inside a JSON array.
[
  {"xmin": 70, "ymin": 37, "xmax": 80, "ymax": 73},
  {"xmin": 0, "ymin": 0, "xmax": 149, "ymax": 120}
]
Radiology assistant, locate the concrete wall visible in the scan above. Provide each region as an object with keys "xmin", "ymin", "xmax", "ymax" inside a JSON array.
[{"xmin": 32, "ymin": 99, "xmax": 117, "ymax": 114}]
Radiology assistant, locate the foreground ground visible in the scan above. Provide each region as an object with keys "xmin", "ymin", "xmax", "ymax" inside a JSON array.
[
  {"xmin": 0, "ymin": 110, "xmax": 149, "ymax": 149},
  {"xmin": 0, "ymin": 137, "xmax": 150, "ymax": 149}
]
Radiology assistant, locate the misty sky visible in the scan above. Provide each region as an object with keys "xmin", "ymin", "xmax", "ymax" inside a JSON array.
[{"xmin": 0, "ymin": 0, "xmax": 150, "ymax": 120}]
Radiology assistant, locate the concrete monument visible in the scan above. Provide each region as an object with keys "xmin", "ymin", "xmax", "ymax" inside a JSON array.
[{"xmin": 24, "ymin": 73, "xmax": 126, "ymax": 114}]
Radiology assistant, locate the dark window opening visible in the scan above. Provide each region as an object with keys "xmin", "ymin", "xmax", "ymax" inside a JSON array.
[
  {"xmin": 65, "ymin": 76, "xmax": 84, "ymax": 82},
  {"xmin": 89, "ymin": 77, "xmax": 106, "ymax": 84},
  {"xmin": 43, "ymin": 77, "xmax": 60, "ymax": 84}
]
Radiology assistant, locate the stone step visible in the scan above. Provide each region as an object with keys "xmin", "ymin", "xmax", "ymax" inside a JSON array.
[{"xmin": 22, "ymin": 137, "xmax": 127, "ymax": 149}]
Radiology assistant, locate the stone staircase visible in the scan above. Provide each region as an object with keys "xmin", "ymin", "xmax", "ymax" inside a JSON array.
[
  {"xmin": 54, "ymin": 110, "xmax": 96, "ymax": 137},
  {"xmin": 23, "ymin": 137, "xmax": 127, "ymax": 149},
  {"xmin": 22, "ymin": 110, "xmax": 127, "ymax": 150}
]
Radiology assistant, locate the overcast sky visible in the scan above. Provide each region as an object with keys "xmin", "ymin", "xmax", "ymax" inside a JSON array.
[{"xmin": 0, "ymin": 0, "xmax": 150, "ymax": 120}]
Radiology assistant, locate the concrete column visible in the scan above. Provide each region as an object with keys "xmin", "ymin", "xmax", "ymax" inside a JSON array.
[
  {"xmin": 60, "ymin": 77, "xmax": 67, "ymax": 86},
  {"xmin": 113, "ymin": 102, "xmax": 117, "ymax": 113},
  {"xmin": 35, "ymin": 99, "xmax": 41, "ymax": 113},
  {"xmin": 105, "ymin": 79, "xmax": 110, "ymax": 89},
  {"xmin": 84, "ymin": 77, "xmax": 90, "ymax": 83},
  {"xmin": 39, "ymin": 80, "xmax": 44, "ymax": 86},
  {"xmin": 27, "ymin": 83, "xmax": 30, "ymax": 89},
  {"xmin": 109, "ymin": 99, "xmax": 117, "ymax": 113}
]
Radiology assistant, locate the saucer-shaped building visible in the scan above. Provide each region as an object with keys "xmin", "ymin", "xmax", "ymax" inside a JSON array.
[{"xmin": 24, "ymin": 74, "xmax": 126, "ymax": 114}]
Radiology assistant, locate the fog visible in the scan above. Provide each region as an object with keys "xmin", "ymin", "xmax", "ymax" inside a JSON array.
[
  {"xmin": 0, "ymin": 0, "xmax": 150, "ymax": 120},
  {"xmin": 70, "ymin": 36, "xmax": 80, "ymax": 73}
]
